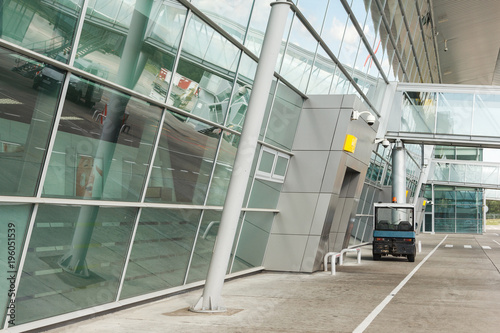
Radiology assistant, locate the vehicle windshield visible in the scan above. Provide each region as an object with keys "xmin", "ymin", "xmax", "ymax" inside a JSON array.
[{"xmin": 375, "ymin": 207, "xmax": 414, "ymax": 231}]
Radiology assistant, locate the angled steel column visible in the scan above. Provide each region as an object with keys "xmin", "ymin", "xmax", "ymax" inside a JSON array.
[
  {"xmin": 392, "ymin": 139, "xmax": 406, "ymax": 204},
  {"xmin": 190, "ymin": 0, "xmax": 291, "ymax": 312}
]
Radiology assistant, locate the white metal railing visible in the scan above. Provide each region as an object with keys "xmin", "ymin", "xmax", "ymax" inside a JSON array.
[{"xmin": 323, "ymin": 248, "xmax": 362, "ymax": 275}]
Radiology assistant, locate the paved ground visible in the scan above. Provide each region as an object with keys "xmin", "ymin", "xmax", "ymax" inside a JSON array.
[{"xmin": 32, "ymin": 230, "xmax": 500, "ymax": 332}]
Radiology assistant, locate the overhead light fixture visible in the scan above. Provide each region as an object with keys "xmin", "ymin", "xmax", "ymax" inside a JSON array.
[
  {"xmin": 351, "ymin": 110, "xmax": 376, "ymax": 126},
  {"xmin": 444, "ymin": 39, "xmax": 448, "ymax": 52}
]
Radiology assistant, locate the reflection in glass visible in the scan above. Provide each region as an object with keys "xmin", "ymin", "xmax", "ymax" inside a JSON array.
[
  {"xmin": 185, "ymin": 210, "xmax": 222, "ymax": 284},
  {"xmin": 15, "ymin": 205, "xmax": 136, "ymax": 325},
  {"xmin": 146, "ymin": 113, "xmax": 220, "ymax": 205},
  {"xmin": 247, "ymin": 179, "xmax": 282, "ymax": 209},
  {"xmin": 190, "ymin": 0, "xmax": 253, "ymax": 43},
  {"xmin": 120, "ymin": 208, "xmax": 201, "ymax": 299},
  {"xmin": 173, "ymin": 14, "xmax": 240, "ymax": 123},
  {"xmin": 80, "ymin": 1, "xmax": 187, "ymax": 100},
  {"xmin": 232, "ymin": 212, "xmax": 274, "ymax": 273},
  {"xmin": 437, "ymin": 93, "xmax": 473, "ymax": 135},
  {"xmin": 43, "ymin": 77, "xmax": 162, "ymax": 200},
  {"xmin": 225, "ymin": 82, "xmax": 252, "ymax": 132},
  {"xmin": 206, "ymin": 131, "xmax": 239, "ymax": 206},
  {"xmin": 0, "ymin": 0, "xmax": 82, "ymax": 63},
  {"xmin": 0, "ymin": 49, "xmax": 61, "ymax": 196}
]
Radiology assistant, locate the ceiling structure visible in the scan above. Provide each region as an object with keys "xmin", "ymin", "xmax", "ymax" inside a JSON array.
[{"xmin": 432, "ymin": 0, "xmax": 500, "ymax": 85}]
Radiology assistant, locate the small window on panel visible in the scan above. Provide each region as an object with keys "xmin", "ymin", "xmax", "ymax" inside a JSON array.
[
  {"xmin": 256, "ymin": 147, "xmax": 290, "ymax": 182},
  {"xmin": 258, "ymin": 150, "xmax": 275, "ymax": 174}
]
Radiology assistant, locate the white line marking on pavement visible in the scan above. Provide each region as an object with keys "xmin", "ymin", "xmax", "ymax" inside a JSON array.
[
  {"xmin": 353, "ymin": 235, "xmax": 448, "ymax": 333},
  {"xmin": 493, "ymin": 240, "xmax": 500, "ymax": 246},
  {"xmin": 464, "ymin": 245, "xmax": 472, "ymax": 249},
  {"xmin": 445, "ymin": 244, "xmax": 453, "ymax": 248},
  {"xmin": 482, "ymin": 246, "xmax": 491, "ymax": 250}
]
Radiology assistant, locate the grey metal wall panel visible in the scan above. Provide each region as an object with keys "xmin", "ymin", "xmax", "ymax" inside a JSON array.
[
  {"xmin": 282, "ymin": 150, "xmax": 329, "ymax": 193},
  {"xmin": 263, "ymin": 234, "xmax": 309, "ymax": 272},
  {"xmin": 271, "ymin": 192, "xmax": 319, "ymax": 235}
]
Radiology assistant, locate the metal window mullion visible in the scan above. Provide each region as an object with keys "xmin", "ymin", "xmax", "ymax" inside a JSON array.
[
  {"xmin": 222, "ymin": 49, "xmax": 246, "ymax": 127},
  {"xmin": 68, "ymin": 0, "xmax": 90, "ymax": 66},
  {"xmin": 415, "ymin": 1, "xmax": 434, "ymax": 83},
  {"xmin": 397, "ymin": 0, "xmax": 422, "ymax": 82},
  {"xmin": 3, "ymin": 204, "xmax": 40, "ymax": 329},
  {"xmin": 260, "ymin": 78, "xmax": 279, "ymax": 141},
  {"xmin": 427, "ymin": 0, "xmax": 442, "ymax": 83},
  {"xmin": 115, "ymin": 207, "xmax": 144, "ymax": 301},
  {"xmin": 340, "ymin": 0, "xmax": 389, "ymax": 84},
  {"xmin": 35, "ymin": 0, "xmax": 90, "ymax": 198},
  {"xmin": 35, "ymin": 73, "xmax": 73, "ymax": 198},
  {"xmin": 227, "ymin": 211, "xmax": 246, "ymax": 273},
  {"xmin": 288, "ymin": 2, "xmax": 379, "ymax": 115},
  {"xmin": 183, "ymin": 121, "xmax": 228, "ymax": 285},
  {"xmin": 373, "ymin": 0, "xmax": 409, "ymax": 82}
]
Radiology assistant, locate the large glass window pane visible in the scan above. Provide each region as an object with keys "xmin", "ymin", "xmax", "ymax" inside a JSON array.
[
  {"xmin": 401, "ymin": 91, "xmax": 437, "ymax": 133},
  {"xmin": 307, "ymin": 46, "xmax": 336, "ymax": 94},
  {"xmin": 120, "ymin": 208, "xmax": 201, "ymax": 299},
  {"xmin": 245, "ymin": 0, "xmax": 272, "ymax": 57},
  {"xmin": 1, "ymin": 0, "xmax": 82, "ymax": 63},
  {"xmin": 247, "ymin": 178, "xmax": 283, "ymax": 209},
  {"xmin": 0, "ymin": 204, "xmax": 32, "ymax": 325},
  {"xmin": 258, "ymin": 150, "xmax": 275, "ymax": 174},
  {"xmin": 437, "ymin": 93, "xmax": 473, "ymax": 135},
  {"xmin": 473, "ymin": 94, "xmax": 500, "ymax": 137},
  {"xmin": 42, "ymin": 79, "xmax": 162, "ymax": 201},
  {"xmin": 337, "ymin": 17, "xmax": 361, "ymax": 77},
  {"xmin": 173, "ymin": 14, "xmax": 240, "ymax": 124},
  {"xmin": 185, "ymin": 210, "xmax": 222, "ymax": 284},
  {"xmin": 15, "ymin": 204, "xmax": 137, "ymax": 325},
  {"xmin": 0, "ymin": 49, "xmax": 61, "ymax": 196},
  {"xmin": 146, "ymin": 114, "xmax": 220, "ymax": 205},
  {"xmin": 79, "ymin": 0, "xmax": 187, "ymax": 101},
  {"xmin": 205, "ymin": 131, "xmax": 239, "ymax": 206},
  {"xmin": 232, "ymin": 212, "xmax": 275, "ymax": 272},
  {"xmin": 264, "ymin": 82, "xmax": 303, "ymax": 150},
  {"xmin": 320, "ymin": 0, "xmax": 349, "ymax": 58},
  {"xmin": 297, "ymin": 0, "xmax": 328, "ymax": 34},
  {"xmin": 280, "ymin": 18, "xmax": 317, "ymax": 93}
]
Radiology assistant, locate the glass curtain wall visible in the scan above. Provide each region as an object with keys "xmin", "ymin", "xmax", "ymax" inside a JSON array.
[
  {"xmin": 0, "ymin": 0, "xmax": 305, "ymax": 328},
  {"xmin": 428, "ymin": 186, "xmax": 483, "ymax": 234}
]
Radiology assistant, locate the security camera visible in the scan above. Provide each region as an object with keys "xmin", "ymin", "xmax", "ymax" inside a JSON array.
[
  {"xmin": 444, "ymin": 46, "xmax": 448, "ymax": 52},
  {"xmin": 366, "ymin": 114, "xmax": 376, "ymax": 126},
  {"xmin": 381, "ymin": 139, "xmax": 390, "ymax": 148}
]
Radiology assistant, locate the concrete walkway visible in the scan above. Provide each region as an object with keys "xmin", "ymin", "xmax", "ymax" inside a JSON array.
[{"xmin": 40, "ymin": 231, "xmax": 500, "ymax": 333}]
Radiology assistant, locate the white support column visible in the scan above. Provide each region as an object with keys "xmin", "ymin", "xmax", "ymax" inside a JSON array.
[
  {"xmin": 190, "ymin": 0, "xmax": 291, "ymax": 312},
  {"xmin": 392, "ymin": 139, "xmax": 406, "ymax": 204}
]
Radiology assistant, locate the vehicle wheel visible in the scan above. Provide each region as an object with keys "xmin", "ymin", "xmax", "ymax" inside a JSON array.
[
  {"xmin": 373, "ymin": 254, "xmax": 381, "ymax": 261},
  {"xmin": 407, "ymin": 254, "xmax": 415, "ymax": 262}
]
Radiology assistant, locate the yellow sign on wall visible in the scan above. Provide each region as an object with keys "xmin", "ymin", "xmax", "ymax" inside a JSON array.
[{"xmin": 343, "ymin": 134, "xmax": 357, "ymax": 153}]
